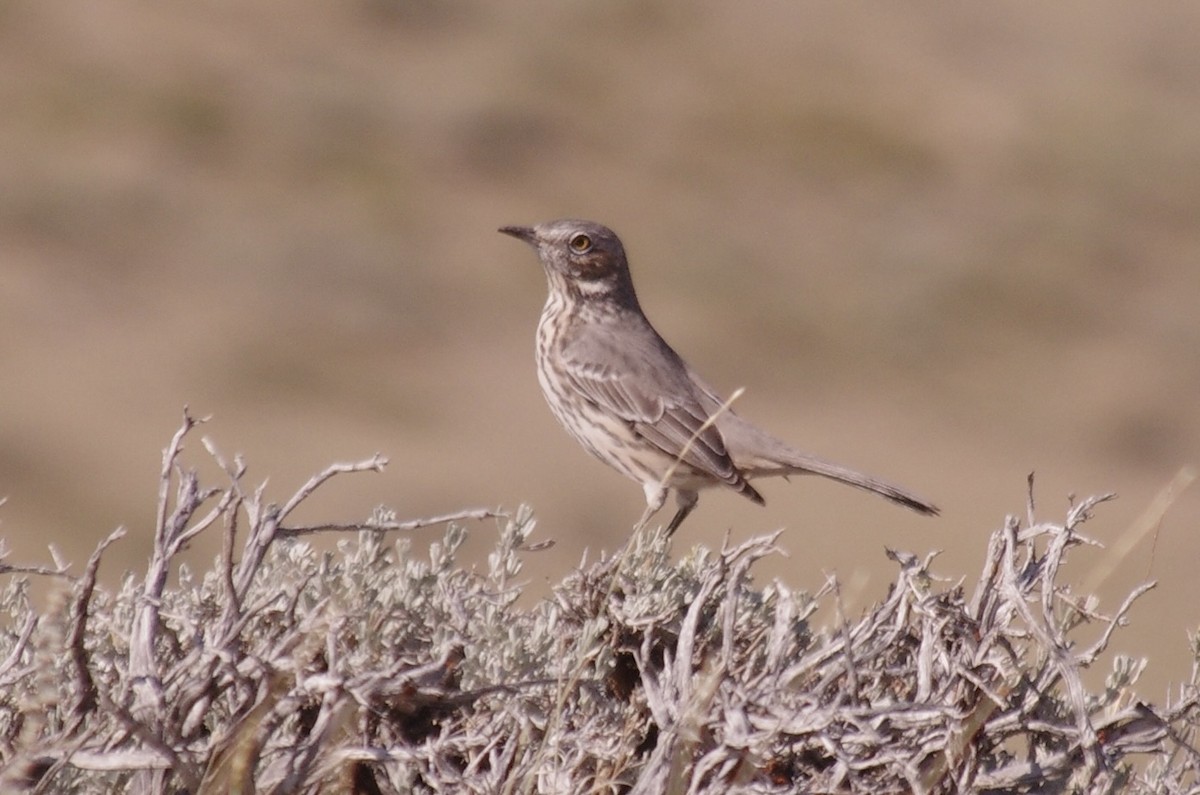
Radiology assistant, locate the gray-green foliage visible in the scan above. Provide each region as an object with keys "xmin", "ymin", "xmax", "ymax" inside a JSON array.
[{"xmin": 0, "ymin": 415, "xmax": 1198, "ymax": 793}]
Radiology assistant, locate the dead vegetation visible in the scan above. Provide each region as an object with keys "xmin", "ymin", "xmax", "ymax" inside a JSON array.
[{"xmin": 0, "ymin": 412, "xmax": 1197, "ymax": 793}]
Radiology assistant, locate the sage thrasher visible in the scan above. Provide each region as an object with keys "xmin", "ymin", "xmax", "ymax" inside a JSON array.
[{"xmin": 499, "ymin": 219, "xmax": 938, "ymax": 535}]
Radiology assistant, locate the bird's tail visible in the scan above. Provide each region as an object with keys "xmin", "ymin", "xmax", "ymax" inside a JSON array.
[{"xmin": 718, "ymin": 413, "xmax": 940, "ymax": 516}]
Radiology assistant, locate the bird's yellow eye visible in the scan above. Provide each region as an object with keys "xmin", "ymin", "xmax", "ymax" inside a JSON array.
[{"xmin": 569, "ymin": 233, "xmax": 592, "ymax": 253}]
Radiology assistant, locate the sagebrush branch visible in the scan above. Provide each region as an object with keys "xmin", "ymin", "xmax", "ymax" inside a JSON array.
[{"xmin": 0, "ymin": 414, "xmax": 1196, "ymax": 794}]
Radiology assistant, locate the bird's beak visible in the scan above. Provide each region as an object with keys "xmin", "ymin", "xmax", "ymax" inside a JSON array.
[{"xmin": 498, "ymin": 225, "xmax": 538, "ymax": 246}]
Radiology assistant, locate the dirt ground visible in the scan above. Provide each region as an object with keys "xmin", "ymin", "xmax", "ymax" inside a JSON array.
[{"xmin": 2, "ymin": 2, "xmax": 1198, "ymax": 698}]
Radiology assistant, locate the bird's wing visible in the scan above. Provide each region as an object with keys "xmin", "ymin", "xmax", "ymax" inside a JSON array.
[{"xmin": 559, "ymin": 322, "xmax": 745, "ymax": 489}]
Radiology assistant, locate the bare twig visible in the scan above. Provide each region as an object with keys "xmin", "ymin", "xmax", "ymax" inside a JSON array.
[
  {"xmin": 276, "ymin": 455, "xmax": 388, "ymax": 523},
  {"xmin": 277, "ymin": 507, "xmax": 501, "ymax": 537},
  {"xmin": 68, "ymin": 526, "xmax": 127, "ymax": 726}
]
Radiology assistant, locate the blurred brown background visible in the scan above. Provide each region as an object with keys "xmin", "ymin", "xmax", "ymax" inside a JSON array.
[{"xmin": 1, "ymin": 2, "xmax": 1197, "ymax": 696}]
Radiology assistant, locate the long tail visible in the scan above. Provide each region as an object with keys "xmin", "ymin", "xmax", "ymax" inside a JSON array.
[{"xmin": 718, "ymin": 413, "xmax": 940, "ymax": 516}]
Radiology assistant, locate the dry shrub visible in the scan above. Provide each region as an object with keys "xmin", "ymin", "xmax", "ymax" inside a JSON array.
[{"xmin": 0, "ymin": 412, "xmax": 1197, "ymax": 793}]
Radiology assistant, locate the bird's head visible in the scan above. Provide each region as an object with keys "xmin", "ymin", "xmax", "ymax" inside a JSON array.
[{"xmin": 500, "ymin": 219, "xmax": 638, "ymax": 306}]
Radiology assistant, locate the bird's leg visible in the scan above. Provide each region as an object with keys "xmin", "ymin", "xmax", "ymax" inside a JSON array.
[
  {"xmin": 633, "ymin": 483, "xmax": 668, "ymax": 534},
  {"xmin": 664, "ymin": 490, "xmax": 699, "ymax": 537}
]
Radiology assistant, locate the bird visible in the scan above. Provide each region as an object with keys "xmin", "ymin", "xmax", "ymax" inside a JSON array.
[{"xmin": 499, "ymin": 219, "xmax": 938, "ymax": 535}]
